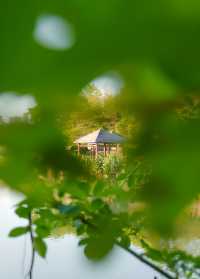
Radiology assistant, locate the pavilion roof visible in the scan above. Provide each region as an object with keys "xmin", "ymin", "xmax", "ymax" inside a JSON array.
[{"xmin": 74, "ymin": 129, "xmax": 125, "ymax": 144}]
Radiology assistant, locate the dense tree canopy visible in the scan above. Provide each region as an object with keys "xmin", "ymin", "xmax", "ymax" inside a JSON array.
[{"xmin": 63, "ymin": 84, "xmax": 138, "ymax": 144}]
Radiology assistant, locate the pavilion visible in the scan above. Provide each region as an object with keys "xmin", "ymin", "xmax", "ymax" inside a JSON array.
[{"xmin": 74, "ymin": 128, "xmax": 125, "ymax": 158}]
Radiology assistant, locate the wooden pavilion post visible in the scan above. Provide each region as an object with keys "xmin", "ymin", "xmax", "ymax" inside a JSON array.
[
  {"xmin": 90, "ymin": 145, "xmax": 92, "ymax": 159},
  {"xmin": 104, "ymin": 143, "xmax": 106, "ymax": 157},
  {"xmin": 77, "ymin": 143, "xmax": 80, "ymax": 156},
  {"xmin": 108, "ymin": 144, "xmax": 111, "ymax": 154},
  {"xmin": 91, "ymin": 145, "xmax": 94, "ymax": 158},
  {"xmin": 95, "ymin": 143, "xmax": 98, "ymax": 159}
]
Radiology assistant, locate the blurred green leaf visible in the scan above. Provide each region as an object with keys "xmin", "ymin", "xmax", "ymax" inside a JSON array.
[
  {"xmin": 9, "ymin": 226, "xmax": 29, "ymax": 237},
  {"xmin": 35, "ymin": 226, "xmax": 50, "ymax": 238},
  {"xmin": 34, "ymin": 237, "xmax": 47, "ymax": 258},
  {"xmin": 58, "ymin": 204, "xmax": 80, "ymax": 216},
  {"xmin": 140, "ymin": 117, "xmax": 200, "ymax": 232},
  {"xmin": 15, "ymin": 206, "xmax": 30, "ymax": 219},
  {"xmin": 84, "ymin": 235, "xmax": 115, "ymax": 260}
]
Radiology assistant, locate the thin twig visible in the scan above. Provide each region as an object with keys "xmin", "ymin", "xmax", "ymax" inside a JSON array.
[{"xmin": 26, "ymin": 212, "xmax": 35, "ymax": 279}]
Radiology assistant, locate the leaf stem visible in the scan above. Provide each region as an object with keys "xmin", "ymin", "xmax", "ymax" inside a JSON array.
[{"xmin": 27, "ymin": 212, "xmax": 35, "ymax": 279}]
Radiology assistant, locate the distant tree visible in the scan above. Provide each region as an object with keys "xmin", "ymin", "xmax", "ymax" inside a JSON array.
[{"xmin": 63, "ymin": 84, "xmax": 138, "ymax": 144}]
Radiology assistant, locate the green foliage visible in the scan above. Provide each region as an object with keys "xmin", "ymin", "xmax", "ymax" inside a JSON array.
[
  {"xmin": 94, "ymin": 153, "xmax": 125, "ymax": 181},
  {"xmin": 104, "ymin": 154, "xmax": 124, "ymax": 180},
  {"xmin": 1, "ymin": 0, "xmax": 200, "ymax": 277},
  {"xmin": 95, "ymin": 154, "xmax": 105, "ymax": 175}
]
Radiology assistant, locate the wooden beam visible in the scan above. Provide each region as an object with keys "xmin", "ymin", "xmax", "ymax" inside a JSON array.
[
  {"xmin": 77, "ymin": 143, "xmax": 80, "ymax": 156},
  {"xmin": 108, "ymin": 144, "xmax": 111, "ymax": 154},
  {"xmin": 95, "ymin": 144, "xmax": 98, "ymax": 159},
  {"xmin": 97, "ymin": 144, "xmax": 99, "ymax": 158},
  {"xmin": 104, "ymin": 143, "xmax": 106, "ymax": 156},
  {"xmin": 105, "ymin": 144, "xmax": 108, "ymax": 157}
]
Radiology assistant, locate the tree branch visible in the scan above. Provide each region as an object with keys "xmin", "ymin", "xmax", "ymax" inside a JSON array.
[
  {"xmin": 79, "ymin": 215, "xmax": 176, "ymax": 279},
  {"xmin": 116, "ymin": 241, "xmax": 176, "ymax": 279}
]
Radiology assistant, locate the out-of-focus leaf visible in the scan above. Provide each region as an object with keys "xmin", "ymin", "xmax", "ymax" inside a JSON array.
[
  {"xmin": 90, "ymin": 199, "xmax": 105, "ymax": 212},
  {"xmin": 1, "ymin": 0, "xmax": 200, "ymax": 100},
  {"xmin": 60, "ymin": 181, "xmax": 91, "ymax": 199},
  {"xmin": 139, "ymin": 115, "xmax": 200, "ymax": 232},
  {"xmin": 35, "ymin": 226, "xmax": 50, "ymax": 238},
  {"xmin": 9, "ymin": 226, "xmax": 29, "ymax": 237},
  {"xmin": 15, "ymin": 206, "xmax": 30, "ymax": 219},
  {"xmin": 78, "ymin": 238, "xmax": 89, "ymax": 246},
  {"xmin": 119, "ymin": 235, "xmax": 131, "ymax": 249},
  {"xmin": 58, "ymin": 204, "xmax": 80, "ymax": 216},
  {"xmin": 93, "ymin": 181, "xmax": 105, "ymax": 197},
  {"xmin": 34, "ymin": 237, "xmax": 47, "ymax": 258},
  {"xmin": 84, "ymin": 235, "xmax": 115, "ymax": 260}
]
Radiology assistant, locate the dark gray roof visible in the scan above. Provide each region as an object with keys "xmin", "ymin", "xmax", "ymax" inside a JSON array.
[{"xmin": 74, "ymin": 129, "xmax": 125, "ymax": 144}]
